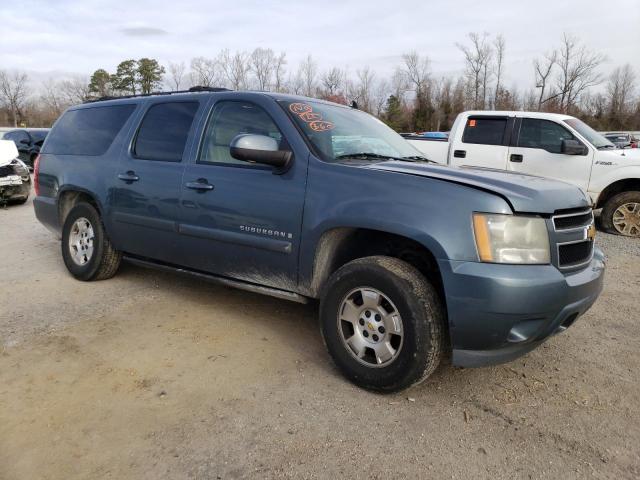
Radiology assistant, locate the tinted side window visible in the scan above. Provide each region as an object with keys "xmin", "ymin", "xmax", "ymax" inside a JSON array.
[
  {"xmin": 518, "ymin": 119, "xmax": 575, "ymax": 153},
  {"xmin": 43, "ymin": 104, "xmax": 136, "ymax": 156},
  {"xmin": 462, "ymin": 117, "xmax": 507, "ymax": 145},
  {"xmin": 133, "ymin": 102, "xmax": 199, "ymax": 162},
  {"xmin": 199, "ymin": 101, "xmax": 283, "ymax": 165}
]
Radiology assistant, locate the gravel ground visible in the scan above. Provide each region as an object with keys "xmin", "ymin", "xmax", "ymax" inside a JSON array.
[{"xmin": 1, "ymin": 198, "xmax": 639, "ymax": 480}]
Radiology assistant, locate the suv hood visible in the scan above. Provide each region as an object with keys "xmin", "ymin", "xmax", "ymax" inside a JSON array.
[{"xmin": 366, "ymin": 161, "xmax": 590, "ymax": 214}]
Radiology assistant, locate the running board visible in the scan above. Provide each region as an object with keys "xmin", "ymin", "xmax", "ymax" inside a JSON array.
[{"xmin": 123, "ymin": 256, "xmax": 309, "ymax": 304}]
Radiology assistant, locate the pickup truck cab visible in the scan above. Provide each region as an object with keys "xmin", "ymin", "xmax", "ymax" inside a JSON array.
[
  {"xmin": 34, "ymin": 90, "xmax": 604, "ymax": 392},
  {"xmin": 407, "ymin": 111, "xmax": 640, "ymax": 237}
]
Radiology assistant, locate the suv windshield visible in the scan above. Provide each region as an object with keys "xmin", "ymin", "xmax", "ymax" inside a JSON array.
[
  {"xmin": 279, "ymin": 99, "xmax": 424, "ymax": 162},
  {"xmin": 564, "ymin": 118, "xmax": 616, "ymax": 149}
]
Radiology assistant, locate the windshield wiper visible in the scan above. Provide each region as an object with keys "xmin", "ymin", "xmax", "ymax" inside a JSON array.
[
  {"xmin": 336, "ymin": 152, "xmax": 396, "ymax": 161},
  {"xmin": 335, "ymin": 153, "xmax": 436, "ymax": 163},
  {"xmin": 597, "ymin": 144, "xmax": 616, "ymax": 150},
  {"xmin": 401, "ymin": 155, "xmax": 438, "ymax": 164}
]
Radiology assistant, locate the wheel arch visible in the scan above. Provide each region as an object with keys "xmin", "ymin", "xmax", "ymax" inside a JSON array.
[
  {"xmin": 307, "ymin": 227, "xmax": 446, "ymax": 301},
  {"xmin": 595, "ymin": 178, "xmax": 640, "ymax": 209},
  {"xmin": 57, "ymin": 187, "xmax": 104, "ymax": 226}
]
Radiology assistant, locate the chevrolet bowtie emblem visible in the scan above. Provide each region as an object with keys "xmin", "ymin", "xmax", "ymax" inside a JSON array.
[
  {"xmin": 586, "ymin": 224, "xmax": 596, "ymax": 240},
  {"xmin": 367, "ymin": 322, "xmax": 374, "ymax": 330}
]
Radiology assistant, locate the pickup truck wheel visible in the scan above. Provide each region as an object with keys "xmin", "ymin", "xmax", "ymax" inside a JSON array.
[
  {"xmin": 601, "ymin": 191, "xmax": 640, "ymax": 237},
  {"xmin": 320, "ymin": 256, "xmax": 444, "ymax": 392},
  {"xmin": 61, "ymin": 203, "xmax": 122, "ymax": 281}
]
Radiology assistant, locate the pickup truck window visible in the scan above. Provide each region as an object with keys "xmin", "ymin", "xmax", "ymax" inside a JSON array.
[
  {"xmin": 564, "ymin": 118, "xmax": 615, "ymax": 149},
  {"xmin": 42, "ymin": 104, "xmax": 136, "ymax": 156},
  {"xmin": 461, "ymin": 117, "xmax": 507, "ymax": 146},
  {"xmin": 199, "ymin": 101, "xmax": 284, "ymax": 166},
  {"xmin": 518, "ymin": 119, "xmax": 575, "ymax": 153},
  {"xmin": 278, "ymin": 99, "xmax": 420, "ymax": 162},
  {"xmin": 133, "ymin": 102, "xmax": 199, "ymax": 162}
]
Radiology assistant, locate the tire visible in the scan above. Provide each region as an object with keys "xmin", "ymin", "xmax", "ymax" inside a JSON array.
[
  {"xmin": 61, "ymin": 202, "xmax": 122, "ymax": 281},
  {"xmin": 320, "ymin": 256, "xmax": 445, "ymax": 393},
  {"xmin": 600, "ymin": 191, "xmax": 640, "ymax": 237}
]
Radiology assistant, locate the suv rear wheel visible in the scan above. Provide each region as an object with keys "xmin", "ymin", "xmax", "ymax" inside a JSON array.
[
  {"xmin": 320, "ymin": 256, "xmax": 445, "ymax": 392},
  {"xmin": 61, "ymin": 202, "xmax": 122, "ymax": 280},
  {"xmin": 600, "ymin": 191, "xmax": 640, "ymax": 237}
]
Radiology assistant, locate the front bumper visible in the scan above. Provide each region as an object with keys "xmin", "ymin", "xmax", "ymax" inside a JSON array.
[
  {"xmin": 439, "ymin": 247, "xmax": 605, "ymax": 367},
  {"xmin": 0, "ymin": 177, "xmax": 30, "ymax": 201}
]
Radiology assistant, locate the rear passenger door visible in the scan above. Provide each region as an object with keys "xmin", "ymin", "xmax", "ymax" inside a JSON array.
[
  {"xmin": 176, "ymin": 97, "xmax": 307, "ymax": 291},
  {"xmin": 109, "ymin": 100, "xmax": 201, "ymax": 262},
  {"xmin": 507, "ymin": 118, "xmax": 593, "ymax": 190},
  {"xmin": 450, "ymin": 115, "xmax": 511, "ymax": 169}
]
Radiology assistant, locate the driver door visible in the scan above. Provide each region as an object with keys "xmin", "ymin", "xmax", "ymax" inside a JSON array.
[{"xmin": 507, "ymin": 118, "xmax": 593, "ymax": 190}]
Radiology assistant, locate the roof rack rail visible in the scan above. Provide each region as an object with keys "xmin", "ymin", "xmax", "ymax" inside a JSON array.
[{"xmin": 84, "ymin": 86, "xmax": 232, "ymax": 103}]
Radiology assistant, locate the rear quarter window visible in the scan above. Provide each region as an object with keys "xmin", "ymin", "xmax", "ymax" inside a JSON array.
[
  {"xmin": 42, "ymin": 104, "xmax": 136, "ymax": 156},
  {"xmin": 462, "ymin": 117, "xmax": 507, "ymax": 146}
]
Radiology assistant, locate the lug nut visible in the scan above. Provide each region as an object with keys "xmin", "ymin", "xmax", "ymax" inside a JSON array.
[
  {"xmin": 372, "ymin": 334, "xmax": 379, "ymax": 341},
  {"xmin": 363, "ymin": 331, "xmax": 369, "ymax": 338},
  {"xmin": 375, "ymin": 314, "xmax": 381, "ymax": 322},
  {"xmin": 359, "ymin": 319, "xmax": 365, "ymax": 326},
  {"xmin": 378, "ymin": 326, "xmax": 385, "ymax": 334},
  {"xmin": 365, "ymin": 310, "xmax": 371, "ymax": 318}
]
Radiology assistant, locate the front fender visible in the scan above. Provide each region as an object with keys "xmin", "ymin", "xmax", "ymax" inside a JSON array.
[{"xmin": 298, "ymin": 159, "xmax": 512, "ymax": 294}]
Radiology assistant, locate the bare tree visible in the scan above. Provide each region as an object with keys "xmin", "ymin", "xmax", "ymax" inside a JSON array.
[
  {"xmin": 298, "ymin": 54, "xmax": 318, "ymax": 97},
  {"xmin": 168, "ymin": 61, "xmax": 186, "ymax": 91},
  {"xmin": 390, "ymin": 68, "xmax": 409, "ymax": 103},
  {"xmin": 493, "ymin": 35, "xmax": 505, "ymax": 108},
  {"xmin": 606, "ymin": 64, "xmax": 636, "ymax": 117},
  {"xmin": 457, "ymin": 33, "xmax": 493, "ymax": 109},
  {"xmin": 60, "ymin": 76, "xmax": 91, "ymax": 104},
  {"xmin": 555, "ymin": 33, "xmax": 605, "ymax": 113},
  {"xmin": 372, "ymin": 78, "xmax": 390, "ymax": 117},
  {"xmin": 0, "ymin": 70, "xmax": 29, "ymax": 127},
  {"xmin": 534, "ymin": 50, "xmax": 557, "ymax": 110},
  {"xmin": 401, "ymin": 51, "xmax": 430, "ymax": 95},
  {"xmin": 354, "ymin": 66, "xmax": 376, "ymax": 112},
  {"xmin": 273, "ymin": 52, "xmax": 288, "ymax": 93},
  {"xmin": 321, "ymin": 67, "xmax": 345, "ymax": 97},
  {"xmin": 40, "ymin": 79, "xmax": 68, "ymax": 117},
  {"xmin": 250, "ymin": 48, "xmax": 277, "ymax": 91},
  {"xmin": 218, "ymin": 49, "xmax": 250, "ymax": 90},
  {"xmin": 190, "ymin": 57, "xmax": 219, "ymax": 87}
]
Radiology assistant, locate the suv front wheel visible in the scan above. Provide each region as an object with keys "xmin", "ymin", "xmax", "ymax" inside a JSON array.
[
  {"xmin": 61, "ymin": 202, "xmax": 122, "ymax": 281},
  {"xmin": 320, "ymin": 256, "xmax": 445, "ymax": 392}
]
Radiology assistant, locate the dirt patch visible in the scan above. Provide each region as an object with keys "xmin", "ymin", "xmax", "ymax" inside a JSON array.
[{"xmin": 1, "ymin": 198, "xmax": 639, "ymax": 479}]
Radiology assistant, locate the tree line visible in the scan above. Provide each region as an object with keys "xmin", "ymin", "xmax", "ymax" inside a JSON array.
[{"xmin": 1, "ymin": 33, "xmax": 638, "ymax": 132}]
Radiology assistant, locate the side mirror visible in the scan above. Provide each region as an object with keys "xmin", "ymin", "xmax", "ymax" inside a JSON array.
[
  {"xmin": 19, "ymin": 139, "xmax": 30, "ymax": 145},
  {"xmin": 230, "ymin": 134, "xmax": 292, "ymax": 173},
  {"xmin": 561, "ymin": 139, "xmax": 587, "ymax": 155}
]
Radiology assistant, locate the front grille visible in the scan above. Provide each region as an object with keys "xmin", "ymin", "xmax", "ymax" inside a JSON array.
[
  {"xmin": 558, "ymin": 241, "xmax": 593, "ymax": 267},
  {"xmin": 0, "ymin": 165, "xmax": 14, "ymax": 177},
  {"xmin": 553, "ymin": 210, "xmax": 593, "ymax": 231}
]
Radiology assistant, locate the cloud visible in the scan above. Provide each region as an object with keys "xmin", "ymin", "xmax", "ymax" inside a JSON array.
[{"xmin": 119, "ymin": 26, "xmax": 168, "ymax": 37}]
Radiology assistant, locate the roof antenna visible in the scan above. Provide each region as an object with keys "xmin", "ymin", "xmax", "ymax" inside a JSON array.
[{"xmin": 351, "ymin": 100, "xmax": 358, "ymax": 110}]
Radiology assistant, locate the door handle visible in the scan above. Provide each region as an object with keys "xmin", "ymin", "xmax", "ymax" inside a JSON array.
[
  {"xmin": 185, "ymin": 179, "xmax": 214, "ymax": 191},
  {"xmin": 453, "ymin": 150, "xmax": 466, "ymax": 158},
  {"xmin": 117, "ymin": 171, "xmax": 139, "ymax": 182},
  {"xmin": 510, "ymin": 154, "xmax": 523, "ymax": 163}
]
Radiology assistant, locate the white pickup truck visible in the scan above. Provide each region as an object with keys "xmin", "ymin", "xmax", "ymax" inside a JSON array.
[{"xmin": 407, "ymin": 111, "xmax": 640, "ymax": 237}]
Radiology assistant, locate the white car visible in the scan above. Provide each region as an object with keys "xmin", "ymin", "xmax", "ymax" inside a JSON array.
[{"xmin": 407, "ymin": 111, "xmax": 640, "ymax": 237}]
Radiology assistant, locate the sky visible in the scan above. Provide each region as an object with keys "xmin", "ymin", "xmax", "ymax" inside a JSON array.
[{"xmin": 1, "ymin": 0, "xmax": 639, "ymax": 92}]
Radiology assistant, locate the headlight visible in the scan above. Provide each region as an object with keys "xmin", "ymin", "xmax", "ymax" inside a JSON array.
[{"xmin": 472, "ymin": 213, "xmax": 550, "ymax": 264}]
